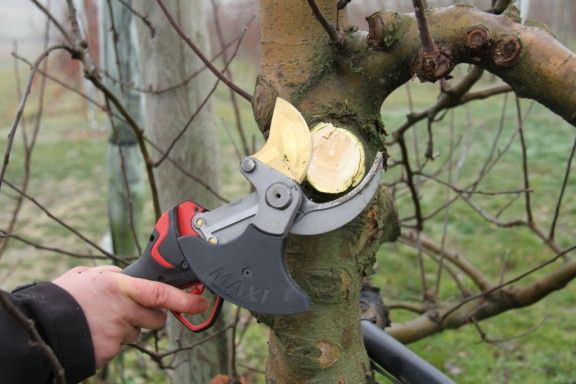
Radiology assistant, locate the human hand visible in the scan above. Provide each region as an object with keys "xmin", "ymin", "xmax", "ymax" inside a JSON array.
[{"xmin": 53, "ymin": 265, "xmax": 209, "ymax": 367}]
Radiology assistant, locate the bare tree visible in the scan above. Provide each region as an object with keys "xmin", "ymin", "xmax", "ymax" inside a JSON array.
[{"xmin": 134, "ymin": 1, "xmax": 229, "ymax": 382}]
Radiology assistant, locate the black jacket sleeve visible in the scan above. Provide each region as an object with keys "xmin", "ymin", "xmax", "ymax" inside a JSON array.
[{"xmin": 0, "ymin": 282, "xmax": 95, "ymax": 384}]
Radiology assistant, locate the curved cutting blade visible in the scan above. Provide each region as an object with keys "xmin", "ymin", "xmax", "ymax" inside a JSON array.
[
  {"xmin": 290, "ymin": 152, "xmax": 383, "ymax": 235},
  {"xmin": 252, "ymin": 98, "xmax": 312, "ymax": 183}
]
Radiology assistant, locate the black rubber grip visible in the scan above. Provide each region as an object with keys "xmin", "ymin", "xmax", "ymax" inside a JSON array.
[{"xmin": 123, "ymin": 209, "xmax": 199, "ymax": 288}]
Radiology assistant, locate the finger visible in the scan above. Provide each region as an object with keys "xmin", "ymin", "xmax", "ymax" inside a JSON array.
[
  {"xmin": 129, "ymin": 307, "xmax": 167, "ymax": 330},
  {"xmin": 118, "ymin": 276, "xmax": 209, "ymax": 314},
  {"xmin": 123, "ymin": 326, "xmax": 141, "ymax": 345}
]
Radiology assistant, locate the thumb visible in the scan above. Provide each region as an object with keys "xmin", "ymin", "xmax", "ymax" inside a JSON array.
[{"xmin": 118, "ymin": 276, "xmax": 209, "ymax": 314}]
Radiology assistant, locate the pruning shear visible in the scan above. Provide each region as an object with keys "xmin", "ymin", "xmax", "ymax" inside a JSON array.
[{"xmin": 124, "ymin": 98, "xmax": 383, "ymax": 332}]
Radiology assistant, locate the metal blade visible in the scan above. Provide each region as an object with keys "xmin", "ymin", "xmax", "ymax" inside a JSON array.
[
  {"xmin": 252, "ymin": 98, "xmax": 312, "ymax": 183},
  {"xmin": 290, "ymin": 152, "xmax": 383, "ymax": 235},
  {"xmin": 195, "ymin": 153, "xmax": 383, "ymax": 241}
]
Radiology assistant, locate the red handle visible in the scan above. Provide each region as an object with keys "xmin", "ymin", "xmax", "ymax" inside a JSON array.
[
  {"xmin": 171, "ymin": 282, "xmax": 224, "ymax": 333},
  {"xmin": 172, "ymin": 202, "xmax": 224, "ymax": 332}
]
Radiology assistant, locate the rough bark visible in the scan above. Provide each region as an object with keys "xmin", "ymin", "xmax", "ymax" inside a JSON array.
[
  {"xmin": 364, "ymin": 4, "xmax": 576, "ymax": 126},
  {"xmin": 134, "ymin": 1, "xmax": 228, "ymax": 382},
  {"xmin": 255, "ymin": 1, "xmax": 576, "ymax": 382},
  {"xmin": 256, "ymin": 2, "xmax": 399, "ymax": 383}
]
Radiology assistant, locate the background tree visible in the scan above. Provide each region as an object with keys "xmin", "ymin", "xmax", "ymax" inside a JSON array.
[{"xmin": 134, "ymin": 1, "xmax": 229, "ymax": 382}]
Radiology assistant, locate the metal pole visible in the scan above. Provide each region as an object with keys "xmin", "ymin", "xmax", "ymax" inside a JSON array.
[{"xmin": 362, "ymin": 321, "xmax": 456, "ymax": 384}]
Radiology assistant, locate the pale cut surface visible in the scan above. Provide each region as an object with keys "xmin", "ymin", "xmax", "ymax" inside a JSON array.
[
  {"xmin": 252, "ymin": 98, "xmax": 312, "ymax": 183},
  {"xmin": 306, "ymin": 122, "xmax": 365, "ymax": 194}
]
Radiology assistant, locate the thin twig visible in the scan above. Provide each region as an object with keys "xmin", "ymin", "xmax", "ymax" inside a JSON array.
[
  {"xmin": 306, "ymin": 0, "xmax": 343, "ymax": 47},
  {"xmin": 412, "ymin": 0, "xmax": 435, "ymax": 52},
  {"xmin": 387, "ymin": 301, "xmax": 427, "ymax": 314},
  {"xmin": 155, "ymin": 0, "xmax": 252, "ymax": 102},
  {"xmin": 400, "ymin": 232, "xmax": 493, "ymax": 292},
  {"xmin": 549, "ymin": 135, "xmax": 576, "ymax": 240},
  {"xmin": 515, "ymin": 96, "xmax": 533, "ymax": 224},
  {"xmin": 0, "ymin": 45, "xmax": 76, "ymax": 193},
  {"xmin": 0, "ymin": 15, "xmax": 51, "ymax": 260},
  {"xmin": 440, "ymin": 244, "xmax": 576, "ymax": 324},
  {"xmin": 115, "ymin": 0, "xmax": 155, "ymax": 37},
  {"xmin": 105, "ymin": 0, "xmax": 125, "ymax": 93},
  {"xmin": 397, "ymin": 135, "xmax": 423, "ymax": 231},
  {"xmin": 433, "ymin": 110, "xmax": 455, "ymax": 297},
  {"xmin": 29, "ymin": 0, "xmax": 74, "ymax": 45},
  {"xmin": 3, "ymin": 180, "xmax": 123, "ymax": 264},
  {"xmin": 230, "ymin": 306, "xmax": 242, "ymax": 378},
  {"xmin": 211, "ymin": 0, "xmax": 250, "ymax": 157},
  {"xmin": 0, "ymin": 231, "xmax": 105, "ymax": 260}
]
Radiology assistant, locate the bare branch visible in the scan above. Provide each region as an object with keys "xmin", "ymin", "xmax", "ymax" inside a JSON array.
[
  {"xmin": 3, "ymin": 180, "xmax": 123, "ymax": 264},
  {"xmin": 29, "ymin": 0, "xmax": 74, "ymax": 45},
  {"xmin": 390, "ymin": 244, "xmax": 576, "ymax": 344},
  {"xmin": 0, "ymin": 292, "xmax": 66, "ymax": 383},
  {"xmin": 0, "ymin": 45, "xmax": 76, "ymax": 193},
  {"xmin": 306, "ymin": 0, "xmax": 343, "ymax": 47},
  {"xmin": 549, "ymin": 135, "xmax": 576, "ymax": 240},
  {"xmin": 440, "ymin": 244, "xmax": 576, "ymax": 324},
  {"xmin": 515, "ymin": 95, "xmax": 533, "ymax": 224},
  {"xmin": 155, "ymin": 0, "xmax": 252, "ymax": 102},
  {"xmin": 400, "ymin": 232, "xmax": 493, "ymax": 292},
  {"xmin": 211, "ymin": 0, "xmax": 251, "ymax": 157},
  {"xmin": 412, "ymin": 0, "xmax": 434, "ymax": 52},
  {"xmin": 0, "ymin": 231, "xmax": 106, "ymax": 260},
  {"xmin": 115, "ymin": 0, "xmax": 155, "ymax": 37}
]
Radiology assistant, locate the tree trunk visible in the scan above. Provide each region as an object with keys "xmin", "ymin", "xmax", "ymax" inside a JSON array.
[
  {"xmin": 255, "ymin": 1, "xmax": 399, "ymax": 382},
  {"xmin": 255, "ymin": 2, "xmax": 576, "ymax": 381},
  {"xmin": 135, "ymin": 1, "xmax": 229, "ymax": 382}
]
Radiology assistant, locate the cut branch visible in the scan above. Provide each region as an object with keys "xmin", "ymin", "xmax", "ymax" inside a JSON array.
[{"xmin": 367, "ymin": 6, "xmax": 576, "ymax": 126}]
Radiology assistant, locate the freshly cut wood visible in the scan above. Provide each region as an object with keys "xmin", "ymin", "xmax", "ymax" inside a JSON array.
[
  {"xmin": 253, "ymin": 98, "xmax": 312, "ymax": 183},
  {"xmin": 306, "ymin": 122, "xmax": 365, "ymax": 194}
]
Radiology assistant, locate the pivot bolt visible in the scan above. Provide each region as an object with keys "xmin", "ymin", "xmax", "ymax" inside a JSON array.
[
  {"xmin": 194, "ymin": 217, "xmax": 205, "ymax": 227},
  {"xmin": 241, "ymin": 158, "xmax": 256, "ymax": 173},
  {"xmin": 208, "ymin": 236, "xmax": 218, "ymax": 244},
  {"xmin": 265, "ymin": 183, "xmax": 293, "ymax": 210}
]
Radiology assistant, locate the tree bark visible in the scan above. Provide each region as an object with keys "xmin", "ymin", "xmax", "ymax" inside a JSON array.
[
  {"xmin": 364, "ymin": 4, "xmax": 576, "ymax": 126},
  {"xmin": 255, "ymin": 1, "xmax": 399, "ymax": 382},
  {"xmin": 135, "ymin": 1, "xmax": 228, "ymax": 382},
  {"xmin": 255, "ymin": 1, "xmax": 576, "ymax": 382}
]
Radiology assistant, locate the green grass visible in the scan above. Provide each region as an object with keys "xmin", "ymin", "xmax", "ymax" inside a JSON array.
[
  {"xmin": 1, "ymin": 60, "xmax": 575, "ymax": 384},
  {"xmin": 373, "ymin": 67, "xmax": 576, "ymax": 383}
]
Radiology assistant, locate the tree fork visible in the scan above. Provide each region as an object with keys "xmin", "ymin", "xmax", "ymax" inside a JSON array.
[
  {"xmin": 365, "ymin": 4, "xmax": 576, "ymax": 126},
  {"xmin": 256, "ymin": 1, "xmax": 398, "ymax": 383},
  {"xmin": 255, "ymin": 1, "xmax": 576, "ymax": 382}
]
